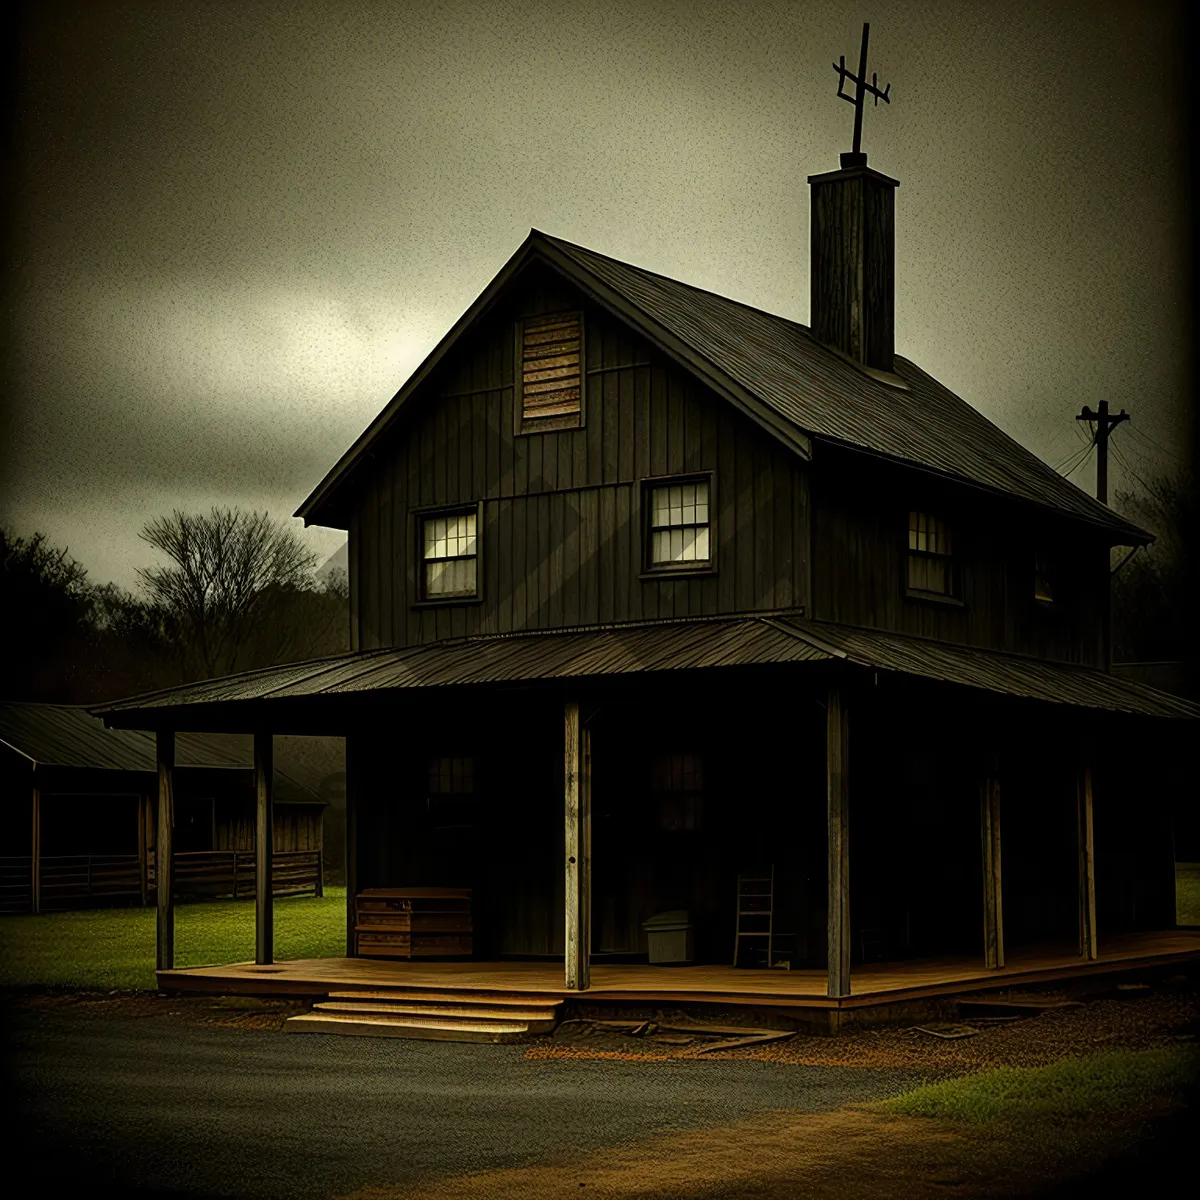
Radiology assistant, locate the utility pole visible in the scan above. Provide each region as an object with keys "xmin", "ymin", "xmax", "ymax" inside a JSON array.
[{"xmin": 1075, "ymin": 400, "xmax": 1129, "ymax": 504}]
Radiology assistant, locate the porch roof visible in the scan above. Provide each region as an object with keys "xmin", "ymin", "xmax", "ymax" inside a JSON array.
[{"xmin": 88, "ymin": 614, "xmax": 1200, "ymax": 728}]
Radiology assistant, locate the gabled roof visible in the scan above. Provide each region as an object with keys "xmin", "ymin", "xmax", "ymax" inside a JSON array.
[
  {"xmin": 89, "ymin": 614, "xmax": 1200, "ymax": 723},
  {"xmin": 0, "ymin": 702, "xmax": 338, "ymax": 803},
  {"xmin": 296, "ymin": 229, "xmax": 1148, "ymax": 544}
]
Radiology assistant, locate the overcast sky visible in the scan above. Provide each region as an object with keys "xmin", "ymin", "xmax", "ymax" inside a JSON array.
[{"xmin": 2, "ymin": 0, "xmax": 1191, "ymax": 590}]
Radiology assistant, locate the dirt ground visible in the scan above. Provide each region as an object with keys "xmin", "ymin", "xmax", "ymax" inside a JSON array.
[
  {"xmin": 338, "ymin": 1101, "xmax": 1192, "ymax": 1200},
  {"xmin": 9, "ymin": 980, "xmax": 1199, "ymax": 1199}
]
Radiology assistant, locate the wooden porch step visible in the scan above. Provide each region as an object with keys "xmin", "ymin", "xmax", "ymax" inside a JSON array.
[
  {"xmin": 313, "ymin": 999, "xmax": 558, "ymax": 1032},
  {"xmin": 325, "ymin": 989, "xmax": 563, "ymax": 1008},
  {"xmin": 284, "ymin": 1011, "xmax": 535, "ymax": 1043}
]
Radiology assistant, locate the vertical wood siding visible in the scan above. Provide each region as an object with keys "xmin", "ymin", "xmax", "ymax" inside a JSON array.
[
  {"xmin": 350, "ymin": 264, "xmax": 811, "ymax": 650},
  {"xmin": 810, "ymin": 448, "xmax": 1109, "ymax": 666}
]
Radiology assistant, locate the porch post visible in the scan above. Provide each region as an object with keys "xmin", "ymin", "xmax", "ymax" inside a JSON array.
[
  {"xmin": 826, "ymin": 686, "xmax": 851, "ymax": 999},
  {"xmin": 1077, "ymin": 741, "xmax": 1098, "ymax": 961},
  {"xmin": 980, "ymin": 754, "xmax": 1005, "ymax": 969},
  {"xmin": 156, "ymin": 730, "xmax": 176, "ymax": 972},
  {"xmin": 255, "ymin": 730, "xmax": 274, "ymax": 966},
  {"xmin": 345, "ymin": 736, "xmax": 358, "ymax": 957},
  {"xmin": 137, "ymin": 793, "xmax": 149, "ymax": 907},
  {"xmin": 564, "ymin": 700, "xmax": 591, "ymax": 991},
  {"xmin": 31, "ymin": 768, "xmax": 41, "ymax": 914}
]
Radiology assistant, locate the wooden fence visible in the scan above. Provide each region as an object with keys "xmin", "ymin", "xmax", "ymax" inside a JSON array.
[
  {"xmin": 0, "ymin": 849, "xmax": 322, "ymax": 913},
  {"xmin": 148, "ymin": 850, "xmax": 323, "ymax": 901}
]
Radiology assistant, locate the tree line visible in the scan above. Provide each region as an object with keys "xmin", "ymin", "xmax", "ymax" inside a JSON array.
[
  {"xmin": 1, "ymin": 508, "xmax": 349, "ymax": 704},
  {"xmin": 1, "ymin": 472, "xmax": 1191, "ymax": 705}
]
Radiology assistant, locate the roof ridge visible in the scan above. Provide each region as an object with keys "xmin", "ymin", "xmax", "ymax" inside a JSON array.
[{"xmin": 538, "ymin": 229, "xmax": 814, "ymax": 332}]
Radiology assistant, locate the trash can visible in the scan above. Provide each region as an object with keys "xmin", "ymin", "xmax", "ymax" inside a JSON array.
[{"xmin": 642, "ymin": 910, "xmax": 694, "ymax": 964}]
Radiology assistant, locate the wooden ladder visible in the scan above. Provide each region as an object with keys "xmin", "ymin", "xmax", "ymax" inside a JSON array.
[{"xmin": 733, "ymin": 866, "xmax": 774, "ymax": 968}]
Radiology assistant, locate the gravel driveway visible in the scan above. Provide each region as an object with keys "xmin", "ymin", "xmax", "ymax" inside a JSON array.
[{"xmin": 5, "ymin": 998, "xmax": 921, "ymax": 1200}]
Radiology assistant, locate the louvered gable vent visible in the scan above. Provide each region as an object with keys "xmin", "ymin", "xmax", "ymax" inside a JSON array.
[{"xmin": 520, "ymin": 311, "xmax": 582, "ymax": 424}]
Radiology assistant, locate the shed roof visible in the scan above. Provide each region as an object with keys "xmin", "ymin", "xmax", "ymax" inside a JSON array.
[
  {"xmin": 296, "ymin": 230, "xmax": 1148, "ymax": 545},
  {"xmin": 89, "ymin": 615, "xmax": 1199, "ymax": 724},
  {"xmin": 0, "ymin": 702, "xmax": 338, "ymax": 803}
]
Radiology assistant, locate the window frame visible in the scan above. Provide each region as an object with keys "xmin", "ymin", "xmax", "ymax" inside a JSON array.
[
  {"xmin": 651, "ymin": 751, "xmax": 706, "ymax": 833},
  {"xmin": 514, "ymin": 309, "xmax": 585, "ymax": 435},
  {"xmin": 424, "ymin": 754, "xmax": 477, "ymax": 831},
  {"xmin": 904, "ymin": 509, "xmax": 963, "ymax": 605},
  {"xmin": 1033, "ymin": 547, "xmax": 1057, "ymax": 607},
  {"xmin": 640, "ymin": 471, "xmax": 718, "ymax": 578},
  {"xmin": 411, "ymin": 501, "xmax": 485, "ymax": 608}
]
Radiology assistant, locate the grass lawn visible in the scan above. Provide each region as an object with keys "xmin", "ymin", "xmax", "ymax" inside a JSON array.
[
  {"xmin": 0, "ymin": 888, "xmax": 346, "ymax": 992},
  {"xmin": 1176, "ymin": 863, "xmax": 1200, "ymax": 925},
  {"xmin": 883, "ymin": 1047, "xmax": 1197, "ymax": 1125}
]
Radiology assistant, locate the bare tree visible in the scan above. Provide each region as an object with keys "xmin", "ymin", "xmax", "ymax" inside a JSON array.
[
  {"xmin": 1111, "ymin": 470, "xmax": 1194, "ymax": 664},
  {"xmin": 137, "ymin": 508, "xmax": 319, "ymax": 679}
]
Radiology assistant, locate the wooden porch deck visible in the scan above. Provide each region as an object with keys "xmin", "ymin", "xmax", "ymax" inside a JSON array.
[{"xmin": 159, "ymin": 930, "xmax": 1200, "ymax": 1011}]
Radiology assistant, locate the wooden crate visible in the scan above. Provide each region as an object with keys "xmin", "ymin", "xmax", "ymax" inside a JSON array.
[{"xmin": 354, "ymin": 887, "xmax": 473, "ymax": 959}]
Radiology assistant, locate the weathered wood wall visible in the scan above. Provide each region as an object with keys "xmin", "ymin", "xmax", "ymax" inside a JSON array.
[
  {"xmin": 348, "ymin": 263, "xmax": 811, "ymax": 649},
  {"xmin": 810, "ymin": 447, "xmax": 1110, "ymax": 666}
]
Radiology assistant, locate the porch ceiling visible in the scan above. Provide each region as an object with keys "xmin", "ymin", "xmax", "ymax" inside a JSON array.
[{"xmin": 87, "ymin": 613, "xmax": 1200, "ymax": 731}]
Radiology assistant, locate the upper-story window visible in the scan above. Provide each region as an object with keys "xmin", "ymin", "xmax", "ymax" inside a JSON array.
[
  {"xmin": 518, "ymin": 311, "xmax": 583, "ymax": 431},
  {"xmin": 1034, "ymin": 549, "xmax": 1056, "ymax": 605},
  {"xmin": 644, "ymin": 476, "xmax": 713, "ymax": 573},
  {"xmin": 906, "ymin": 510, "xmax": 959, "ymax": 600},
  {"xmin": 420, "ymin": 506, "xmax": 478, "ymax": 600}
]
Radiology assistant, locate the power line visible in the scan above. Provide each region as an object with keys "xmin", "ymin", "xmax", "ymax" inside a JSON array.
[
  {"xmin": 1062, "ymin": 445, "xmax": 1094, "ymax": 481},
  {"xmin": 1125, "ymin": 423, "xmax": 1187, "ymax": 466},
  {"xmin": 1109, "ymin": 440, "xmax": 1157, "ymax": 496},
  {"xmin": 1052, "ymin": 424, "xmax": 1094, "ymax": 473}
]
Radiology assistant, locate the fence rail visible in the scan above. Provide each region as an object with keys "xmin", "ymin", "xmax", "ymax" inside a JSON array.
[{"xmin": 0, "ymin": 849, "xmax": 322, "ymax": 912}]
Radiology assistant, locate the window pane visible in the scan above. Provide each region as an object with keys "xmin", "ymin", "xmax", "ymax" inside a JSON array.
[{"xmin": 426, "ymin": 556, "xmax": 476, "ymax": 596}]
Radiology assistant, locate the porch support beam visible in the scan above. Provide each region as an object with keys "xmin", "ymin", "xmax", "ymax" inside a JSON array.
[
  {"xmin": 255, "ymin": 730, "xmax": 274, "ymax": 966},
  {"xmin": 156, "ymin": 730, "xmax": 176, "ymax": 972},
  {"xmin": 564, "ymin": 700, "xmax": 591, "ymax": 991},
  {"xmin": 345, "ymin": 736, "xmax": 358, "ymax": 956},
  {"xmin": 31, "ymin": 768, "xmax": 41, "ymax": 914},
  {"xmin": 980, "ymin": 754, "xmax": 1004, "ymax": 969},
  {"xmin": 1077, "ymin": 742, "xmax": 1098, "ymax": 961},
  {"xmin": 826, "ymin": 686, "xmax": 851, "ymax": 1000}
]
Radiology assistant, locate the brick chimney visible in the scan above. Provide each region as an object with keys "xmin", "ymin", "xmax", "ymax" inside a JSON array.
[{"xmin": 808, "ymin": 153, "xmax": 899, "ymax": 373}]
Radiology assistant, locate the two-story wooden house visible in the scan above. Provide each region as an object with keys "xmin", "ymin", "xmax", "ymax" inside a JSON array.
[{"xmin": 92, "ymin": 148, "xmax": 1198, "ymax": 1036}]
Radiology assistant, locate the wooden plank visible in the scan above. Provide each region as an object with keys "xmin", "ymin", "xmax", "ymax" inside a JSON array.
[
  {"xmin": 156, "ymin": 730, "xmax": 175, "ymax": 972},
  {"xmin": 1078, "ymin": 743, "xmax": 1098, "ymax": 961},
  {"xmin": 564, "ymin": 701, "xmax": 590, "ymax": 990},
  {"xmin": 255, "ymin": 730, "xmax": 274, "ymax": 966},
  {"xmin": 826, "ymin": 687, "xmax": 850, "ymax": 999},
  {"xmin": 980, "ymin": 753, "xmax": 1005, "ymax": 969}
]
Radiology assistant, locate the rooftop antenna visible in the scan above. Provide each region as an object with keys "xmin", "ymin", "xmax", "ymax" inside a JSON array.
[{"xmin": 833, "ymin": 22, "xmax": 891, "ymax": 167}]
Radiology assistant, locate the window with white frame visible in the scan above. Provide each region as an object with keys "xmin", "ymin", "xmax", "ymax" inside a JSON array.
[
  {"xmin": 646, "ymin": 478, "xmax": 712, "ymax": 570},
  {"xmin": 420, "ymin": 507, "xmax": 478, "ymax": 599},
  {"xmin": 906, "ymin": 511, "xmax": 958, "ymax": 598}
]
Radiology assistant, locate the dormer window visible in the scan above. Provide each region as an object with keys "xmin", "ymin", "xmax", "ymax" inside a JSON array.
[
  {"xmin": 518, "ymin": 311, "xmax": 582, "ymax": 431},
  {"xmin": 906, "ymin": 511, "xmax": 959, "ymax": 600}
]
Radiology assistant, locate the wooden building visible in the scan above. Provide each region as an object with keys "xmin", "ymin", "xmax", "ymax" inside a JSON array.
[
  {"xmin": 0, "ymin": 702, "xmax": 338, "ymax": 911},
  {"xmin": 90, "ymin": 144, "xmax": 1199, "ymax": 1026}
]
